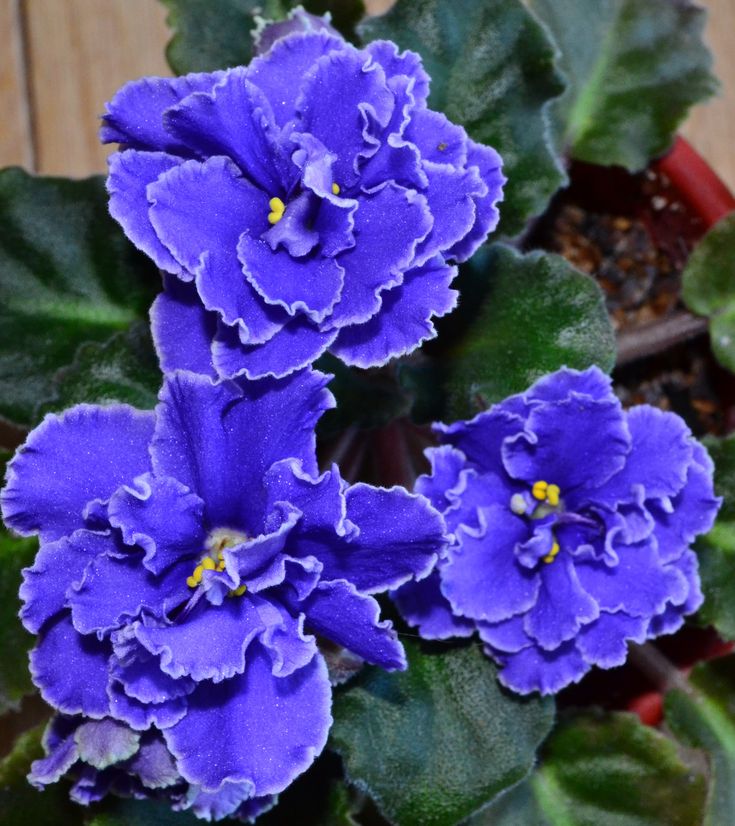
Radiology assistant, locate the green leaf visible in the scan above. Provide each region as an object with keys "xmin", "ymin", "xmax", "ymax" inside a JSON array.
[
  {"xmin": 665, "ymin": 656, "xmax": 735, "ymax": 826},
  {"xmin": 330, "ymin": 641, "xmax": 555, "ymax": 826},
  {"xmin": 0, "ymin": 530, "xmax": 38, "ymax": 714},
  {"xmin": 682, "ymin": 212, "xmax": 735, "ymax": 373},
  {"xmin": 445, "ymin": 244, "xmax": 616, "ymax": 418},
  {"xmin": 89, "ymin": 799, "xmax": 200, "ymax": 826},
  {"xmin": 358, "ymin": 0, "xmax": 567, "ymax": 236},
  {"xmin": 695, "ymin": 434, "xmax": 735, "ymax": 640},
  {"xmin": 530, "ymin": 0, "xmax": 718, "ymax": 170},
  {"xmin": 161, "ymin": 0, "xmax": 301, "ymax": 74},
  {"xmin": 0, "ymin": 169, "xmax": 158, "ymax": 426},
  {"xmin": 0, "ymin": 722, "xmax": 79, "ymax": 826},
  {"xmin": 474, "ymin": 710, "xmax": 707, "ymax": 826},
  {"xmin": 36, "ymin": 323, "xmax": 162, "ymax": 419},
  {"xmin": 316, "ymin": 354, "xmax": 412, "ymax": 439}
]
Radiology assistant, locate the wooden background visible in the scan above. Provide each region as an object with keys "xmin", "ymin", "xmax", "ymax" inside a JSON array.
[{"xmin": 0, "ymin": 0, "xmax": 733, "ymax": 188}]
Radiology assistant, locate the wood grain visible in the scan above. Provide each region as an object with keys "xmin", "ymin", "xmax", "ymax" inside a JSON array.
[
  {"xmin": 681, "ymin": 0, "xmax": 735, "ymax": 192},
  {"xmin": 0, "ymin": 0, "xmax": 733, "ymax": 192},
  {"xmin": 0, "ymin": 0, "xmax": 33, "ymax": 169},
  {"xmin": 23, "ymin": 0, "xmax": 171, "ymax": 177}
]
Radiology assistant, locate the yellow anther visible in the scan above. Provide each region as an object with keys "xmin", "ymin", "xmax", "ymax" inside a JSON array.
[
  {"xmin": 202, "ymin": 557, "xmax": 216, "ymax": 571},
  {"xmin": 186, "ymin": 575, "xmax": 198, "ymax": 588},
  {"xmin": 331, "ymin": 182, "xmax": 341, "ymax": 195},
  {"xmin": 532, "ymin": 481, "xmax": 548, "ymax": 501},
  {"xmin": 230, "ymin": 584, "xmax": 247, "ymax": 598},
  {"xmin": 546, "ymin": 484, "xmax": 560, "ymax": 507},
  {"xmin": 543, "ymin": 541, "xmax": 561, "ymax": 564},
  {"xmin": 193, "ymin": 564, "xmax": 203, "ymax": 582},
  {"xmin": 268, "ymin": 197, "xmax": 285, "ymax": 225},
  {"xmin": 217, "ymin": 560, "xmax": 226, "ymax": 571}
]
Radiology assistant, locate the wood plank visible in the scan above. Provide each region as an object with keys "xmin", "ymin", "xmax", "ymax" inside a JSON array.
[
  {"xmin": 23, "ymin": 0, "xmax": 171, "ymax": 176},
  {"xmin": 0, "ymin": 0, "xmax": 33, "ymax": 169},
  {"xmin": 682, "ymin": 0, "xmax": 735, "ymax": 193}
]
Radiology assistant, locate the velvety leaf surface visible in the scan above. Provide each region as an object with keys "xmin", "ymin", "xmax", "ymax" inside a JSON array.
[
  {"xmin": 36, "ymin": 323, "xmax": 162, "ymax": 420},
  {"xmin": 445, "ymin": 244, "xmax": 616, "ymax": 418},
  {"xmin": 474, "ymin": 710, "xmax": 707, "ymax": 826},
  {"xmin": 665, "ymin": 656, "xmax": 735, "ymax": 826},
  {"xmin": 0, "ymin": 529, "xmax": 37, "ymax": 714},
  {"xmin": 358, "ymin": 0, "xmax": 566, "ymax": 236},
  {"xmin": 0, "ymin": 170, "xmax": 159, "ymax": 426},
  {"xmin": 161, "ymin": 0, "xmax": 364, "ymax": 74},
  {"xmin": 330, "ymin": 641, "xmax": 555, "ymax": 826},
  {"xmin": 530, "ymin": 0, "xmax": 718, "ymax": 170},
  {"xmin": 89, "ymin": 799, "xmax": 200, "ymax": 826},
  {"xmin": 0, "ymin": 722, "xmax": 78, "ymax": 826},
  {"xmin": 682, "ymin": 212, "xmax": 735, "ymax": 373},
  {"xmin": 695, "ymin": 435, "xmax": 735, "ymax": 640}
]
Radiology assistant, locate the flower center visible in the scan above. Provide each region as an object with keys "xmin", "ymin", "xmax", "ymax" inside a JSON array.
[
  {"xmin": 267, "ymin": 196, "xmax": 286, "ymax": 225},
  {"xmin": 510, "ymin": 481, "xmax": 564, "ymax": 565},
  {"xmin": 185, "ymin": 528, "xmax": 250, "ymax": 597},
  {"xmin": 331, "ymin": 182, "xmax": 341, "ymax": 195}
]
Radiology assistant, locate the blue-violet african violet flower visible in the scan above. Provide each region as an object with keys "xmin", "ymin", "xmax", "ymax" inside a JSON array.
[
  {"xmin": 394, "ymin": 367, "xmax": 721, "ymax": 696},
  {"xmin": 100, "ymin": 21, "xmax": 504, "ymax": 379},
  {"xmin": 1, "ymin": 369, "xmax": 445, "ymax": 819}
]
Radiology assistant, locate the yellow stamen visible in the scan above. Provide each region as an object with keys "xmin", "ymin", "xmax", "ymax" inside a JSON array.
[
  {"xmin": 186, "ymin": 575, "xmax": 198, "ymax": 588},
  {"xmin": 331, "ymin": 182, "xmax": 341, "ymax": 195},
  {"xmin": 532, "ymin": 480, "xmax": 548, "ymax": 501},
  {"xmin": 546, "ymin": 484, "xmax": 560, "ymax": 507},
  {"xmin": 201, "ymin": 557, "xmax": 216, "ymax": 571},
  {"xmin": 230, "ymin": 584, "xmax": 247, "ymax": 598},
  {"xmin": 268, "ymin": 196, "xmax": 285, "ymax": 225},
  {"xmin": 543, "ymin": 541, "xmax": 560, "ymax": 564}
]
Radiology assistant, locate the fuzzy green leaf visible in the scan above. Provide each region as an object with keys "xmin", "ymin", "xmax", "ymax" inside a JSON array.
[
  {"xmin": 89, "ymin": 799, "xmax": 200, "ymax": 826},
  {"xmin": 0, "ymin": 169, "xmax": 158, "ymax": 426},
  {"xmin": 0, "ymin": 530, "xmax": 37, "ymax": 714},
  {"xmin": 330, "ymin": 641, "xmax": 555, "ymax": 826},
  {"xmin": 358, "ymin": 0, "xmax": 566, "ymax": 236},
  {"xmin": 665, "ymin": 656, "xmax": 735, "ymax": 826},
  {"xmin": 0, "ymin": 722, "xmax": 78, "ymax": 826},
  {"xmin": 475, "ymin": 710, "xmax": 707, "ymax": 826},
  {"xmin": 161, "ymin": 0, "xmax": 364, "ymax": 75},
  {"xmin": 36, "ymin": 323, "xmax": 161, "ymax": 419},
  {"xmin": 695, "ymin": 434, "xmax": 735, "ymax": 640},
  {"xmin": 445, "ymin": 244, "xmax": 616, "ymax": 419},
  {"xmin": 682, "ymin": 212, "xmax": 735, "ymax": 373},
  {"xmin": 530, "ymin": 0, "xmax": 718, "ymax": 169}
]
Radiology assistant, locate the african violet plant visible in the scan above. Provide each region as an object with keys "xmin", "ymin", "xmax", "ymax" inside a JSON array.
[{"xmin": 0, "ymin": 1, "xmax": 734, "ymax": 825}]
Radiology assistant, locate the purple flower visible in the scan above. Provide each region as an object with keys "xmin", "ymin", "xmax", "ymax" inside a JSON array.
[
  {"xmin": 100, "ymin": 25, "xmax": 504, "ymax": 380},
  {"xmin": 394, "ymin": 367, "xmax": 721, "ymax": 696},
  {"xmin": 1, "ymin": 369, "xmax": 444, "ymax": 816}
]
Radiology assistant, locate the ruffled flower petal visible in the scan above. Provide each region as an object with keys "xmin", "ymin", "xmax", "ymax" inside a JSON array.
[
  {"xmin": 2, "ymin": 405, "xmax": 153, "ymax": 542},
  {"xmin": 164, "ymin": 644, "xmax": 331, "ymax": 794}
]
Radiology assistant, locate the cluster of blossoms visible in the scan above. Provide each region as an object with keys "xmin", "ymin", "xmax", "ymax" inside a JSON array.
[
  {"xmin": 101, "ymin": 9, "xmax": 504, "ymax": 380},
  {"xmin": 0, "ymin": 7, "xmax": 722, "ymax": 823},
  {"xmin": 2, "ymin": 369, "xmax": 445, "ymax": 819},
  {"xmin": 395, "ymin": 367, "xmax": 721, "ymax": 695}
]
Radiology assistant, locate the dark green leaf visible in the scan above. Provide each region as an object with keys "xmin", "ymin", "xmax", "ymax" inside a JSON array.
[
  {"xmin": 304, "ymin": 1, "xmax": 365, "ymax": 40},
  {"xmin": 695, "ymin": 434, "xmax": 735, "ymax": 640},
  {"xmin": 0, "ymin": 169, "xmax": 158, "ymax": 426},
  {"xmin": 0, "ymin": 722, "xmax": 79, "ymax": 826},
  {"xmin": 316, "ymin": 354, "xmax": 412, "ymax": 439},
  {"xmin": 682, "ymin": 212, "xmax": 735, "ymax": 373},
  {"xmin": 0, "ymin": 530, "xmax": 37, "ymax": 714},
  {"xmin": 161, "ymin": 0, "xmax": 303, "ymax": 74},
  {"xmin": 665, "ymin": 656, "xmax": 735, "ymax": 826},
  {"xmin": 89, "ymin": 798, "xmax": 199, "ymax": 826},
  {"xmin": 330, "ymin": 641, "xmax": 555, "ymax": 826},
  {"xmin": 358, "ymin": 0, "xmax": 567, "ymax": 236},
  {"xmin": 530, "ymin": 0, "xmax": 718, "ymax": 169},
  {"xmin": 475, "ymin": 710, "xmax": 707, "ymax": 826},
  {"xmin": 36, "ymin": 323, "xmax": 162, "ymax": 419},
  {"xmin": 445, "ymin": 244, "xmax": 616, "ymax": 418}
]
